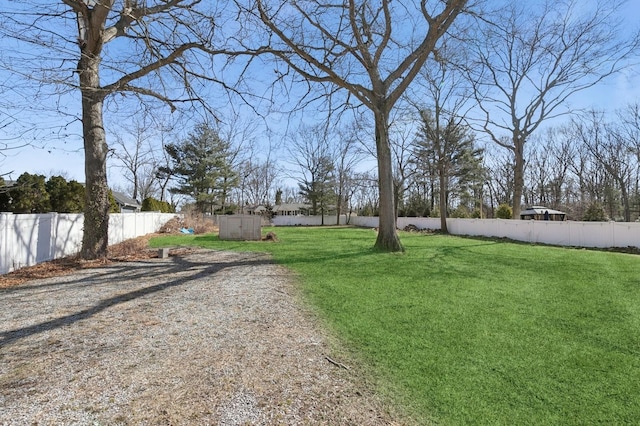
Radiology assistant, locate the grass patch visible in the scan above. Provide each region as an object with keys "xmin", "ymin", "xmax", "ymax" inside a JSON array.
[{"xmin": 150, "ymin": 226, "xmax": 640, "ymax": 425}]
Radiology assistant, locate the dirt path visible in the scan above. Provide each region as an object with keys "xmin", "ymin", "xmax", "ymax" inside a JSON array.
[{"xmin": 1, "ymin": 249, "xmax": 406, "ymax": 425}]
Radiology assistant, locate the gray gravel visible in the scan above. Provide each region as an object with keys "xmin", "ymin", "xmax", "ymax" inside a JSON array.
[{"xmin": 1, "ymin": 250, "xmax": 404, "ymax": 425}]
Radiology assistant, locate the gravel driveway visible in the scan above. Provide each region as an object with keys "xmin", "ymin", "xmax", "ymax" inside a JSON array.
[{"xmin": 1, "ymin": 250, "xmax": 404, "ymax": 425}]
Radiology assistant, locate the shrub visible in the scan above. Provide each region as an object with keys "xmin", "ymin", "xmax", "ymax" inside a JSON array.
[
  {"xmin": 141, "ymin": 197, "xmax": 175, "ymax": 213},
  {"xmin": 450, "ymin": 205, "xmax": 471, "ymax": 218},
  {"xmin": 582, "ymin": 202, "xmax": 608, "ymax": 221},
  {"xmin": 496, "ymin": 203, "xmax": 513, "ymax": 219},
  {"xmin": 108, "ymin": 190, "xmax": 120, "ymax": 213}
]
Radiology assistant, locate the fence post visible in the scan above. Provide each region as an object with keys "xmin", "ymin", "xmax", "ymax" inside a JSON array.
[
  {"xmin": 49, "ymin": 212, "xmax": 58, "ymax": 260},
  {"xmin": 0, "ymin": 212, "xmax": 10, "ymax": 274},
  {"xmin": 611, "ymin": 221, "xmax": 616, "ymax": 248}
]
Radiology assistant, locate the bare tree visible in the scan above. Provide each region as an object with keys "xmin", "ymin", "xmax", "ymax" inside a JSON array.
[
  {"xmin": 524, "ymin": 142, "xmax": 552, "ymax": 208},
  {"xmin": 617, "ymin": 103, "xmax": 640, "ymax": 218},
  {"xmin": 334, "ymin": 123, "xmax": 365, "ymax": 224},
  {"xmin": 571, "ymin": 110, "xmax": 636, "ymax": 221},
  {"xmin": 0, "ymin": 1, "xmax": 230, "ymax": 259},
  {"xmin": 154, "ymin": 125, "xmax": 181, "ymax": 204},
  {"xmin": 0, "ymin": 57, "xmax": 49, "ymax": 167},
  {"xmin": 469, "ymin": 0, "xmax": 640, "ymax": 219},
  {"xmin": 565, "ymin": 129, "xmax": 606, "ymax": 217},
  {"xmin": 618, "ymin": 102, "xmax": 640, "ymax": 165},
  {"xmin": 237, "ymin": 136, "xmax": 281, "ymax": 211},
  {"xmin": 387, "ymin": 113, "xmax": 419, "ymax": 225},
  {"xmin": 523, "ymin": 128, "xmax": 575, "ymax": 212},
  {"xmin": 351, "ymin": 171, "xmax": 380, "ymax": 217},
  {"xmin": 547, "ymin": 131, "xmax": 576, "ymax": 210},
  {"xmin": 288, "ymin": 124, "xmax": 336, "ymax": 223},
  {"xmin": 238, "ymin": 0, "xmax": 469, "ymax": 251},
  {"xmin": 111, "ymin": 116, "xmax": 158, "ymax": 202},
  {"xmin": 485, "ymin": 148, "xmax": 515, "ymax": 213},
  {"xmin": 239, "ymin": 157, "xmax": 280, "ymax": 208},
  {"xmin": 280, "ymin": 186, "xmax": 302, "ymax": 204}
]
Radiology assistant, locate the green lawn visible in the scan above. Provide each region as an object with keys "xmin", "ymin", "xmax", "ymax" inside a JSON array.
[{"xmin": 150, "ymin": 226, "xmax": 640, "ymax": 425}]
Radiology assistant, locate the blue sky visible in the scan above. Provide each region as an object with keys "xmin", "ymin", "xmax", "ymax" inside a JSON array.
[{"xmin": 1, "ymin": 0, "xmax": 639, "ymax": 193}]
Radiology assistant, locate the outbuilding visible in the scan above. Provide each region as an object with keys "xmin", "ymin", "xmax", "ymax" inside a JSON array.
[
  {"xmin": 520, "ymin": 205, "xmax": 567, "ymax": 221},
  {"xmin": 112, "ymin": 191, "xmax": 142, "ymax": 213}
]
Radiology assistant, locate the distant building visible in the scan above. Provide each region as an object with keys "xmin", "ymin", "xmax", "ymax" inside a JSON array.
[
  {"xmin": 520, "ymin": 206, "xmax": 567, "ymax": 221},
  {"xmin": 272, "ymin": 203, "xmax": 311, "ymax": 216},
  {"xmin": 245, "ymin": 205, "xmax": 269, "ymax": 216},
  {"xmin": 112, "ymin": 191, "xmax": 141, "ymax": 213}
]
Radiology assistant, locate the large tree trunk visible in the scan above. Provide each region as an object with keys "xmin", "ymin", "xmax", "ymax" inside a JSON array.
[
  {"xmin": 439, "ymin": 168, "xmax": 449, "ymax": 234},
  {"xmin": 79, "ymin": 54, "xmax": 110, "ymax": 260},
  {"xmin": 335, "ymin": 190, "xmax": 342, "ymax": 225},
  {"xmin": 618, "ymin": 176, "xmax": 631, "ymax": 222},
  {"xmin": 512, "ymin": 140, "xmax": 525, "ymax": 219},
  {"xmin": 374, "ymin": 109, "xmax": 403, "ymax": 252},
  {"xmin": 393, "ymin": 178, "xmax": 402, "ymax": 227}
]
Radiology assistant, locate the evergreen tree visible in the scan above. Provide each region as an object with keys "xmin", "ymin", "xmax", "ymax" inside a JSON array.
[
  {"xmin": 298, "ymin": 155, "xmax": 336, "ymax": 222},
  {"xmin": 414, "ymin": 111, "xmax": 484, "ymax": 233},
  {"xmin": 141, "ymin": 196, "xmax": 175, "ymax": 213},
  {"xmin": 582, "ymin": 202, "xmax": 609, "ymax": 221},
  {"xmin": 10, "ymin": 173, "xmax": 50, "ymax": 213},
  {"xmin": 161, "ymin": 123, "xmax": 239, "ymax": 215},
  {"xmin": 46, "ymin": 176, "xmax": 85, "ymax": 213},
  {"xmin": 107, "ymin": 190, "xmax": 120, "ymax": 213},
  {"xmin": 0, "ymin": 177, "xmax": 11, "ymax": 211}
]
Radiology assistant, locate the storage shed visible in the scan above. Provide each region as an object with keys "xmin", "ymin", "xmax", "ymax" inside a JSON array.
[
  {"xmin": 520, "ymin": 206, "xmax": 567, "ymax": 221},
  {"xmin": 112, "ymin": 191, "xmax": 142, "ymax": 213},
  {"xmin": 218, "ymin": 215, "xmax": 262, "ymax": 240}
]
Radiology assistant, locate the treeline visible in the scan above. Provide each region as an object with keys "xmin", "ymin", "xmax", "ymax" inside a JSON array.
[
  {"xmin": 386, "ymin": 106, "xmax": 640, "ymax": 223},
  {"xmin": 0, "ymin": 173, "xmax": 93, "ymax": 214},
  {"xmin": 104, "ymin": 107, "xmax": 640, "ymax": 224},
  {"xmin": 0, "ymin": 173, "xmax": 173, "ymax": 214}
]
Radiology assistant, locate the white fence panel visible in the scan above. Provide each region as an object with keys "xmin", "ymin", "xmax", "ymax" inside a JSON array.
[
  {"xmin": 396, "ymin": 217, "xmax": 441, "ymax": 230},
  {"xmin": 272, "ymin": 215, "xmax": 348, "ymax": 226},
  {"xmin": 1, "ymin": 212, "xmax": 176, "ymax": 275},
  {"xmin": 611, "ymin": 222, "xmax": 640, "ymax": 248},
  {"xmin": 52, "ymin": 213, "xmax": 84, "ymax": 259},
  {"xmin": 348, "ymin": 216, "xmax": 640, "ymax": 249},
  {"xmin": 350, "ymin": 216, "xmax": 379, "ymax": 228},
  {"xmin": 567, "ymin": 221, "xmax": 610, "ymax": 248},
  {"xmin": 108, "ymin": 213, "xmax": 126, "ymax": 246},
  {"xmin": 529, "ymin": 221, "xmax": 569, "ymax": 246}
]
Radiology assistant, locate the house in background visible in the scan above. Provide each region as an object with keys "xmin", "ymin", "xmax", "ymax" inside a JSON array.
[
  {"xmin": 520, "ymin": 205, "xmax": 567, "ymax": 221},
  {"xmin": 245, "ymin": 204, "xmax": 269, "ymax": 216},
  {"xmin": 272, "ymin": 203, "xmax": 311, "ymax": 216},
  {"xmin": 112, "ymin": 191, "xmax": 141, "ymax": 213}
]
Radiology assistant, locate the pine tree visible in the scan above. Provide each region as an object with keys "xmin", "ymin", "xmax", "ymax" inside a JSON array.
[
  {"xmin": 10, "ymin": 173, "xmax": 50, "ymax": 213},
  {"xmin": 414, "ymin": 111, "xmax": 484, "ymax": 232},
  {"xmin": 161, "ymin": 123, "xmax": 239, "ymax": 215}
]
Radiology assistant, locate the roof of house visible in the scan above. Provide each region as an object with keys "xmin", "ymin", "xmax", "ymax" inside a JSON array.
[
  {"xmin": 272, "ymin": 203, "xmax": 311, "ymax": 212},
  {"xmin": 112, "ymin": 191, "xmax": 141, "ymax": 208},
  {"xmin": 520, "ymin": 206, "xmax": 566, "ymax": 216}
]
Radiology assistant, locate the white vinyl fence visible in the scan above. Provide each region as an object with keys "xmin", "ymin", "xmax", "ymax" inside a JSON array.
[
  {"xmin": 272, "ymin": 215, "xmax": 640, "ymax": 249},
  {"xmin": 271, "ymin": 215, "xmax": 350, "ymax": 226},
  {"xmin": 1, "ymin": 212, "xmax": 176, "ymax": 274}
]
